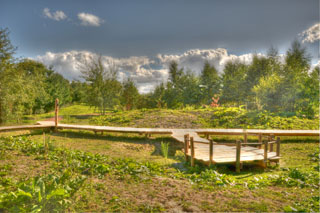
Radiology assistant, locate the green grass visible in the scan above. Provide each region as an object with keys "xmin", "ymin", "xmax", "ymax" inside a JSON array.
[
  {"xmin": 1, "ymin": 104, "xmax": 319, "ymax": 211},
  {"xmin": 0, "ymin": 129, "xmax": 318, "ymax": 212},
  {"xmin": 12, "ymin": 104, "xmax": 318, "ymax": 130}
]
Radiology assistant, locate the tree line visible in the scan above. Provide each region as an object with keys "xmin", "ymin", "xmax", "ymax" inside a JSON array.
[{"xmin": 0, "ymin": 28, "xmax": 318, "ymax": 123}]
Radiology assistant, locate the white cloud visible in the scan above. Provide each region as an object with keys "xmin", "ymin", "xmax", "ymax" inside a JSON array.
[
  {"xmin": 77, "ymin": 12, "xmax": 104, "ymax": 26},
  {"xmin": 35, "ymin": 48, "xmax": 263, "ymax": 93},
  {"xmin": 300, "ymin": 23, "xmax": 320, "ymax": 43},
  {"xmin": 43, "ymin": 8, "xmax": 67, "ymax": 21},
  {"xmin": 157, "ymin": 48, "xmax": 261, "ymax": 75},
  {"xmin": 35, "ymin": 51, "xmax": 166, "ymax": 93}
]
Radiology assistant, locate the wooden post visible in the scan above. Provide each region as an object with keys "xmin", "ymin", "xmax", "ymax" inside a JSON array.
[
  {"xmin": 206, "ymin": 133, "xmax": 209, "ymax": 139},
  {"xmin": 236, "ymin": 140, "xmax": 241, "ymax": 173},
  {"xmin": 186, "ymin": 134, "xmax": 190, "ymax": 148},
  {"xmin": 270, "ymin": 140, "xmax": 274, "ymax": 152},
  {"xmin": 54, "ymin": 98, "xmax": 59, "ymax": 130},
  {"xmin": 209, "ymin": 140, "xmax": 213, "ymax": 166},
  {"xmin": 263, "ymin": 140, "xmax": 268, "ymax": 167},
  {"xmin": 244, "ymin": 133, "xmax": 247, "ymax": 146},
  {"xmin": 270, "ymin": 134, "xmax": 274, "ymax": 152},
  {"xmin": 190, "ymin": 137, "xmax": 195, "ymax": 167},
  {"xmin": 276, "ymin": 137, "xmax": 280, "ymax": 156},
  {"xmin": 184, "ymin": 134, "xmax": 189, "ymax": 161},
  {"xmin": 258, "ymin": 133, "xmax": 262, "ymax": 149}
]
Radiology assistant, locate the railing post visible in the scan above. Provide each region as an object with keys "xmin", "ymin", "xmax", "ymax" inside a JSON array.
[
  {"xmin": 236, "ymin": 140, "xmax": 241, "ymax": 173},
  {"xmin": 244, "ymin": 133, "xmax": 247, "ymax": 147},
  {"xmin": 270, "ymin": 135, "xmax": 274, "ymax": 152},
  {"xmin": 54, "ymin": 98, "xmax": 59, "ymax": 131},
  {"xmin": 184, "ymin": 134, "xmax": 189, "ymax": 161},
  {"xmin": 276, "ymin": 137, "xmax": 280, "ymax": 157},
  {"xmin": 264, "ymin": 140, "xmax": 268, "ymax": 167},
  {"xmin": 190, "ymin": 137, "xmax": 195, "ymax": 167},
  {"xmin": 209, "ymin": 139, "xmax": 213, "ymax": 166},
  {"xmin": 258, "ymin": 133, "xmax": 262, "ymax": 149}
]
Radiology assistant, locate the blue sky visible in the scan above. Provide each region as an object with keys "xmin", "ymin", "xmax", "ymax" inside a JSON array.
[{"xmin": 1, "ymin": 0, "xmax": 319, "ymax": 92}]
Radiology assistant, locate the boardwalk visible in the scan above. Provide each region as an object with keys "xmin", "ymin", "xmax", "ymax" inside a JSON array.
[{"xmin": 0, "ymin": 121, "xmax": 318, "ymax": 170}]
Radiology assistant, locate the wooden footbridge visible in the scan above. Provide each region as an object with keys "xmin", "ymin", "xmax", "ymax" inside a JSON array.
[
  {"xmin": 1, "ymin": 120, "xmax": 319, "ymax": 172},
  {"xmin": 0, "ymin": 100, "xmax": 318, "ymax": 172}
]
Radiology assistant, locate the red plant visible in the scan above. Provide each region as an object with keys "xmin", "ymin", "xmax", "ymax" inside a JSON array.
[{"xmin": 210, "ymin": 95, "xmax": 220, "ymax": 107}]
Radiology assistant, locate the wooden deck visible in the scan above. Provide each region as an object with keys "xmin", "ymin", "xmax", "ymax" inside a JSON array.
[{"xmin": 0, "ymin": 121, "xmax": 318, "ymax": 170}]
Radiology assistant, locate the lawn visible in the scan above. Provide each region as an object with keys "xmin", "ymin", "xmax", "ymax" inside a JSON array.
[{"xmin": 0, "ymin": 129, "xmax": 318, "ymax": 212}]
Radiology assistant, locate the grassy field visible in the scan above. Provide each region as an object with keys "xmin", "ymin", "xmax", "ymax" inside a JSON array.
[
  {"xmin": 0, "ymin": 105, "xmax": 319, "ymax": 211},
  {"xmin": 18, "ymin": 104, "xmax": 319, "ymax": 130},
  {"xmin": 0, "ymin": 128, "xmax": 319, "ymax": 212}
]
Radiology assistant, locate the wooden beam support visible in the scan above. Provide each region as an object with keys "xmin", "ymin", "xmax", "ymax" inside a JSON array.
[
  {"xmin": 209, "ymin": 139, "xmax": 213, "ymax": 166},
  {"xmin": 236, "ymin": 140, "xmax": 241, "ymax": 173},
  {"xmin": 190, "ymin": 137, "xmax": 195, "ymax": 167}
]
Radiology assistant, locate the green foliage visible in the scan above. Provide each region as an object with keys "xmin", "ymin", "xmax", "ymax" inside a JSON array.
[
  {"xmin": 0, "ymin": 134, "xmax": 318, "ymax": 212},
  {"xmin": 80, "ymin": 56, "xmax": 122, "ymax": 114},
  {"xmin": 0, "ymin": 30, "xmax": 318, "ymax": 124},
  {"xmin": 220, "ymin": 61, "xmax": 248, "ymax": 105},
  {"xmin": 203, "ymin": 107, "xmax": 318, "ymax": 129},
  {"xmin": 188, "ymin": 169, "xmax": 235, "ymax": 189},
  {"xmin": 121, "ymin": 78, "xmax": 140, "ymax": 110},
  {"xmin": 160, "ymin": 142, "xmax": 169, "ymax": 159},
  {"xmin": 244, "ymin": 168, "xmax": 319, "ymax": 190},
  {"xmin": 199, "ymin": 61, "xmax": 220, "ymax": 105},
  {"xmin": 0, "ymin": 171, "xmax": 86, "ymax": 212}
]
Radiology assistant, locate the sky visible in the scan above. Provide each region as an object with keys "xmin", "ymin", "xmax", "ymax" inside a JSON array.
[{"xmin": 1, "ymin": 0, "xmax": 319, "ymax": 93}]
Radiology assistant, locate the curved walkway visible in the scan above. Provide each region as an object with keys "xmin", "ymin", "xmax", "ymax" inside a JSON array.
[{"xmin": 1, "ymin": 121, "xmax": 318, "ymax": 167}]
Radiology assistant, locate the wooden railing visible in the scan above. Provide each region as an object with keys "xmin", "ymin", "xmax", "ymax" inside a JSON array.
[{"xmin": 184, "ymin": 134, "xmax": 281, "ymax": 172}]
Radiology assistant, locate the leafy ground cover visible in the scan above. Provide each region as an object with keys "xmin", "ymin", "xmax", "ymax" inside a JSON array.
[
  {"xmin": 0, "ymin": 130, "xmax": 318, "ymax": 212},
  {"xmin": 8, "ymin": 104, "xmax": 318, "ymax": 130},
  {"xmin": 22, "ymin": 104, "xmax": 319, "ymax": 130}
]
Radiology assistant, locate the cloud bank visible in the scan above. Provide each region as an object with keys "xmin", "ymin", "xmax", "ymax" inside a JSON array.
[
  {"xmin": 77, "ymin": 13, "xmax": 104, "ymax": 26},
  {"xmin": 35, "ymin": 48, "xmax": 266, "ymax": 93},
  {"xmin": 43, "ymin": 8, "xmax": 67, "ymax": 21},
  {"xmin": 300, "ymin": 23, "xmax": 320, "ymax": 43}
]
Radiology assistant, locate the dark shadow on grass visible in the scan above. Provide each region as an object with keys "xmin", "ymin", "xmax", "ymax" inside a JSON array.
[{"xmin": 45, "ymin": 129, "xmax": 184, "ymax": 161}]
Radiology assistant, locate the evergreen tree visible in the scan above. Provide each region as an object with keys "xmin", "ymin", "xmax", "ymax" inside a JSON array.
[
  {"xmin": 121, "ymin": 78, "xmax": 140, "ymax": 110},
  {"xmin": 200, "ymin": 61, "xmax": 220, "ymax": 104},
  {"xmin": 81, "ymin": 56, "xmax": 122, "ymax": 114},
  {"xmin": 220, "ymin": 60, "xmax": 248, "ymax": 105}
]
